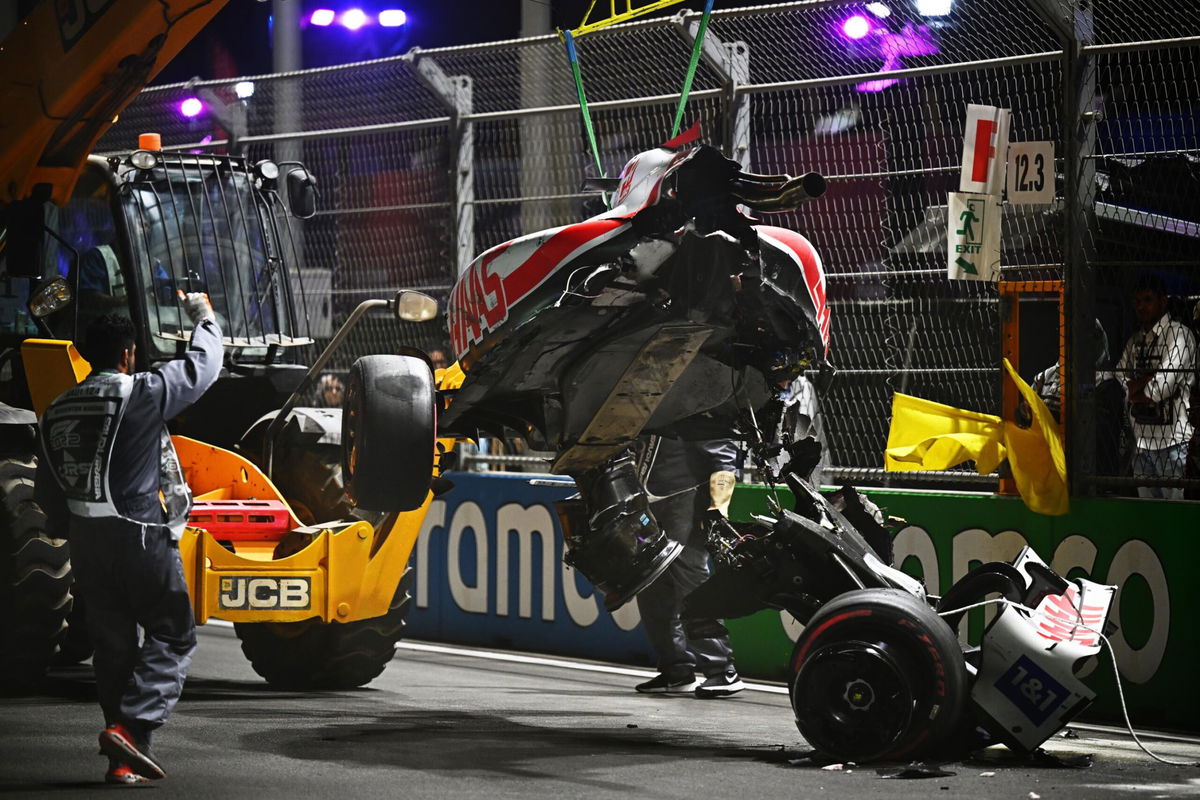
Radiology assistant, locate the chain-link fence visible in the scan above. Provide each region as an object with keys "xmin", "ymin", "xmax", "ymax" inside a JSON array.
[{"xmin": 98, "ymin": 0, "xmax": 1199, "ymax": 494}]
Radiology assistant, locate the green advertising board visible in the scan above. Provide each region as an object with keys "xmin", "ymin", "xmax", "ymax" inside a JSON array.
[{"xmin": 726, "ymin": 486, "xmax": 1200, "ymax": 731}]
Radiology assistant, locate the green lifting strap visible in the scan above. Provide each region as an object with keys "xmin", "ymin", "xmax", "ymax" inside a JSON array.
[
  {"xmin": 671, "ymin": 0, "xmax": 715, "ymax": 138},
  {"xmin": 562, "ymin": 30, "xmax": 606, "ymax": 179}
]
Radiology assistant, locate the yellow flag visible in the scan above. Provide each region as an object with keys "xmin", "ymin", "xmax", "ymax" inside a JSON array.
[
  {"xmin": 885, "ymin": 392, "xmax": 1006, "ymax": 473},
  {"xmin": 1001, "ymin": 359, "xmax": 1068, "ymax": 515},
  {"xmin": 883, "ymin": 359, "xmax": 1068, "ymax": 516}
]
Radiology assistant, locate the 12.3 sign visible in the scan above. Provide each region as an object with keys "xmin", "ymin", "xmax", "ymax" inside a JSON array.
[{"xmin": 1007, "ymin": 141, "xmax": 1055, "ymax": 204}]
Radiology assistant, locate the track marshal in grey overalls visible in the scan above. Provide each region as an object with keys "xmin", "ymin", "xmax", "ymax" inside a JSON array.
[{"xmin": 35, "ymin": 293, "xmax": 222, "ymax": 784}]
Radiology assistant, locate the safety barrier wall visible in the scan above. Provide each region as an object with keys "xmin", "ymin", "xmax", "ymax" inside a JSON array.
[
  {"xmin": 409, "ymin": 472, "xmax": 1197, "ymax": 731},
  {"xmin": 98, "ymin": 2, "xmax": 1200, "ymax": 492}
]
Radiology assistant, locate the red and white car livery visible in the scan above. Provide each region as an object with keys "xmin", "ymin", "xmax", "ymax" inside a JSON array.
[
  {"xmin": 449, "ymin": 141, "xmax": 830, "ymax": 365},
  {"xmin": 449, "ymin": 218, "xmax": 631, "ymax": 361},
  {"xmin": 441, "ymin": 137, "xmax": 830, "ymax": 452}
]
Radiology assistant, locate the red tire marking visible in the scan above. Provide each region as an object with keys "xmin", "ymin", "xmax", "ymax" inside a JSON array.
[{"xmin": 791, "ymin": 608, "xmax": 873, "ymax": 673}]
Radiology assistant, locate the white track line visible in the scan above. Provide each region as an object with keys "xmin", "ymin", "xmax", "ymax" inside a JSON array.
[
  {"xmin": 205, "ymin": 619, "xmax": 785, "ymax": 694},
  {"xmin": 395, "ymin": 640, "xmax": 789, "ymax": 695},
  {"xmin": 202, "ymin": 622, "xmax": 1200, "ymax": 743}
]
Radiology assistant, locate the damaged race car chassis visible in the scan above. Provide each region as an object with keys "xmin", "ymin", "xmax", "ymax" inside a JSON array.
[
  {"xmin": 424, "ymin": 137, "xmax": 1115, "ymax": 765},
  {"xmin": 679, "ymin": 439, "xmax": 1115, "ymax": 764}
]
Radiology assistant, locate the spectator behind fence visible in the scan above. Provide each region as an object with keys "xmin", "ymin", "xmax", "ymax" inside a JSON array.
[
  {"xmin": 316, "ymin": 373, "xmax": 344, "ymax": 408},
  {"xmin": 427, "ymin": 345, "xmax": 450, "ymax": 372},
  {"xmin": 1023, "ymin": 320, "xmax": 1129, "ymax": 488},
  {"xmin": 1115, "ymin": 275, "xmax": 1197, "ymax": 500}
]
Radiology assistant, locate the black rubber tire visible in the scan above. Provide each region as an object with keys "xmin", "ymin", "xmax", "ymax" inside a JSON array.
[
  {"xmin": 0, "ymin": 455, "xmax": 75, "ymax": 686},
  {"xmin": 234, "ymin": 569, "xmax": 413, "ymax": 690},
  {"xmin": 53, "ymin": 593, "xmax": 93, "ymax": 666},
  {"xmin": 788, "ymin": 588, "xmax": 967, "ymax": 763},
  {"xmin": 342, "ymin": 355, "xmax": 435, "ymax": 512},
  {"xmin": 270, "ymin": 444, "xmax": 353, "ymax": 526}
]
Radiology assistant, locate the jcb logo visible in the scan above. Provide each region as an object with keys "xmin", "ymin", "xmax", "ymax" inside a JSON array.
[
  {"xmin": 219, "ymin": 576, "xmax": 311, "ymax": 610},
  {"xmin": 56, "ymin": 0, "xmax": 117, "ymax": 51}
]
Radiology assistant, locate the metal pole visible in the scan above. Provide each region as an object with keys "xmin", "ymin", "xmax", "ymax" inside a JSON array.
[
  {"xmin": 265, "ymin": 298, "xmax": 388, "ymax": 476},
  {"xmin": 1029, "ymin": 0, "xmax": 1098, "ymax": 497}
]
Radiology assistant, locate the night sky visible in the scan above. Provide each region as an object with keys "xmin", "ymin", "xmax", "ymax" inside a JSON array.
[{"xmin": 152, "ymin": 0, "xmax": 722, "ymax": 84}]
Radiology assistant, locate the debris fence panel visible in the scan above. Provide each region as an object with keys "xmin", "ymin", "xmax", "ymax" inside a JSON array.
[{"xmin": 99, "ymin": 1, "xmax": 1198, "ymax": 493}]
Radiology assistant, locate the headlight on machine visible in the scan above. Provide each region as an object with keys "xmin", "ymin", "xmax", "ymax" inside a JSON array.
[
  {"xmin": 255, "ymin": 160, "xmax": 280, "ymax": 181},
  {"xmin": 130, "ymin": 150, "xmax": 159, "ymax": 170},
  {"xmin": 29, "ymin": 277, "xmax": 73, "ymax": 318}
]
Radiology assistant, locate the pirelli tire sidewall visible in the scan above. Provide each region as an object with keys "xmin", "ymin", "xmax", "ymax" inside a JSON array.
[
  {"xmin": 342, "ymin": 355, "xmax": 435, "ymax": 512},
  {"xmin": 0, "ymin": 453, "xmax": 74, "ymax": 685},
  {"xmin": 787, "ymin": 588, "xmax": 967, "ymax": 763},
  {"xmin": 233, "ymin": 569, "xmax": 413, "ymax": 690}
]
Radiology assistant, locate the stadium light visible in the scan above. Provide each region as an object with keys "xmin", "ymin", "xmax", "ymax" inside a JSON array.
[
  {"xmin": 179, "ymin": 97, "xmax": 204, "ymax": 118},
  {"xmin": 916, "ymin": 0, "xmax": 953, "ymax": 16},
  {"xmin": 340, "ymin": 8, "xmax": 367, "ymax": 30},
  {"xmin": 866, "ymin": 2, "xmax": 891, "ymax": 17},
  {"xmin": 841, "ymin": 14, "xmax": 872, "ymax": 40},
  {"xmin": 310, "ymin": 8, "xmax": 335, "ymax": 26},
  {"xmin": 234, "ymin": 81, "xmax": 255, "ymax": 99},
  {"xmin": 379, "ymin": 9, "xmax": 407, "ymax": 27}
]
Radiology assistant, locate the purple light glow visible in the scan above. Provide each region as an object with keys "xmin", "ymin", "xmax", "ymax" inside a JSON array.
[
  {"xmin": 854, "ymin": 24, "xmax": 940, "ymax": 93},
  {"xmin": 310, "ymin": 9, "xmax": 335, "ymax": 26},
  {"xmin": 842, "ymin": 15, "xmax": 871, "ymax": 40},
  {"xmin": 179, "ymin": 97, "xmax": 204, "ymax": 118},
  {"xmin": 379, "ymin": 9, "xmax": 407, "ymax": 27},
  {"xmin": 340, "ymin": 8, "xmax": 367, "ymax": 30}
]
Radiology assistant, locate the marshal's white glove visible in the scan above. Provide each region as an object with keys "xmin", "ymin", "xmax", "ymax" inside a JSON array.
[{"xmin": 178, "ymin": 291, "xmax": 216, "ymax": 325}]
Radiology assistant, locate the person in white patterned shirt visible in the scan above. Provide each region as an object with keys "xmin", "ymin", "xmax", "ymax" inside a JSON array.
[{"xmin": 1115, "ymin": 275, "xmax": 1198, "ymax": 499}]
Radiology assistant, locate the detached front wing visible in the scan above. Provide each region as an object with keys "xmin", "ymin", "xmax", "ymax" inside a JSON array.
[{"xmin": 972, "ymin": 548, "xmax": 1117, "ymax": 752}]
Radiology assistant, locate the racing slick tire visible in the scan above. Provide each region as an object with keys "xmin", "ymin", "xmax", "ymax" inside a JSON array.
[
  {"xmin": 0, "ymin": 455, "xmax": 74, "ymax": 686},
  {"xmin": 788, "ymin": 588, "xmax": 967, "ymax": 763},
  {"xmin": 234, "ymin": 569, "xmax": 413, "ymax": 690},
  {"xmin": 343, "ymin": 355, "xmax": 435, "ymax": 512}
]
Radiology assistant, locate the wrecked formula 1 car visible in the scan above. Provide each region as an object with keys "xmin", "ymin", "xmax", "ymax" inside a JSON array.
[
  {"xmin": 692, "ymin": 443, "xmax": 1116, "ymax": 763},
  {"xmin": 432, "ymin": 130, "xmax": 1115, "ymax": 763},
  {"xmin": 440, "ymin": 127, "xmax": 831, "ymax": 608}
]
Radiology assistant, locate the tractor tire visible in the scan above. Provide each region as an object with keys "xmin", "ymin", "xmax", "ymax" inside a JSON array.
[
  {"xmin": 270, "ymin": 444, "xmax": 352, "ymax": 526},
  {"xmin": 234, "ymin": 569, "xmax": 413, "ymax": 690},
  {"xmin": 343, "ymin": 355, "xmax": 435, "ymax": 512},
  {"xmin": 53, "ymin": 593, "xmax": 93, "ymax": 666},
  {"xmin": 0, "ymin": 455, "xmax": 74, "ymax": 686},
  {"xmin": 788, "ymin": 588, "xmax": 967, "ymax": 763}
]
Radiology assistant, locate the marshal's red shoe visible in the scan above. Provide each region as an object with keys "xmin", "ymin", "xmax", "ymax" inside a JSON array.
[
  {"xmin": 98, "ymin": 723, "xmax": 165, "ymax": 781},
  {"xmin": 105, "ymin": 763, "xmax": 152, "ymax": 785}
]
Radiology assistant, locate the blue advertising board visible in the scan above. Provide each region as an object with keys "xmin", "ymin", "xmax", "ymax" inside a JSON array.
[{"xmin": 406, "ymin": 472, "xmax": 656, "ymax": 666}]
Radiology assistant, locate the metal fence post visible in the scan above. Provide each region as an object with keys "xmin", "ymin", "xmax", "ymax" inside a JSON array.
[
  {"xmin": 1029, "ymin": 0, "xmax": 1098, "ymax": 497},
  {"xmin": 410, "ymin": 52, "xmax": 475, "ymax": 277}
]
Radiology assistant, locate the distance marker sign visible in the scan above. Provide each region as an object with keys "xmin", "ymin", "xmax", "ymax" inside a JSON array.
[{"xmin": 1007, "ymin": 141, "xmax": 1056, "ymax": 204}]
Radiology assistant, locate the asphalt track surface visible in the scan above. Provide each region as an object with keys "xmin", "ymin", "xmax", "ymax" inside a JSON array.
[{"xmin": 1, "ymin": 623, "xmax": 1198, "ymax": 798}]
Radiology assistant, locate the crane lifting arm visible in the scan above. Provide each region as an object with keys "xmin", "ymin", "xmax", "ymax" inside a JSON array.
[{"xmin": 0, "ymin": 0, "xmax": 228, "ymax": 207}]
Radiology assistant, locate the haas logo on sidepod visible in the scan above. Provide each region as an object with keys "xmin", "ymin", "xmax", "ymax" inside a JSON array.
[{"xmin": 449, "ymin": 248, "xmax": 510, "ymax": 358}]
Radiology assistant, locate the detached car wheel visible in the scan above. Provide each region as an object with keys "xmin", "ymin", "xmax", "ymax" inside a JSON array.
[
  {"xmin": 788, "ymin": 588, "xmax": 967, "ymax": 763},
  {"xmin": 342, "ymin": 355, "xmax": 435, "ymax": 512}
]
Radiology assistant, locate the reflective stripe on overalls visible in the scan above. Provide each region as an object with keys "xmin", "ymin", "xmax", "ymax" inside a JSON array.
[{"xmin": 41, "ymin": 372, "xmax": 192, "ymax": 539}]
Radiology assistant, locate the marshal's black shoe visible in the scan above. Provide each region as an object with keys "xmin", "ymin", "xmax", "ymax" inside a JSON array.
[
  {"xmin": 695, "ymin": 671, "xmax": 745, "ymax": 698},
  {"xmin": 635, "ymin": 673, "xmax": 701, "ymax": 694}
]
